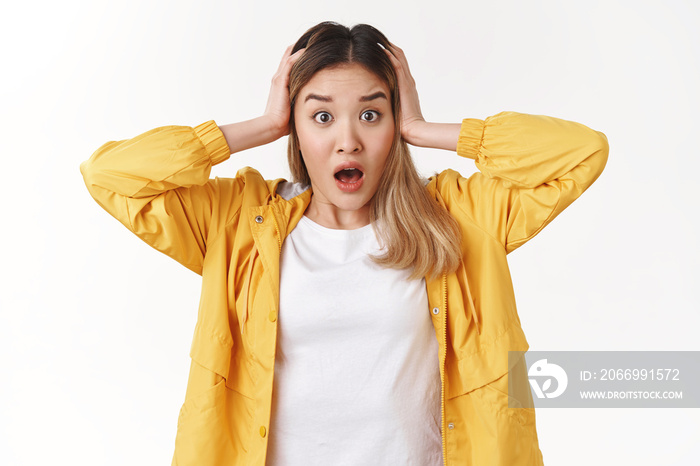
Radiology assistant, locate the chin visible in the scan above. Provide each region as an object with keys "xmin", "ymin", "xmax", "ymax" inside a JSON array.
[{"xmin": 334, "ymin": 197, "xmax": 371, "ymax": 212}]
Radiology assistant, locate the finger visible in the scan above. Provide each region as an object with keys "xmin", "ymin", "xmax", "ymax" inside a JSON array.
[
  {"xmin": 390, "ymin": 45, "xmax": 412, "ymax": 74},
  {"xmin": 386, "ymin": 42, "xmax": 405, "ymax": 60},
  {"xmin": 282, "ymin": 47, "xmax": 305, "ymax": 72},
  {"xmin": 289, "ymin": 47, "xmax": 306, "ymax": 64},
  {"xmin": 275, "ymin": 45, "xmax": 295, "ymax": 73},
  {"xmin": 383, "ymin": 47, "xmax": 403, "ymax": 71},
  {"xmin": 388, "ymin": 43, "xmax": 410, "ymax": 65},
  {"xmin": 385, "ymin": 45, "xmax": 411, "ymax": 74},
  {"xmin": 382, "ymin": 42, "xmax": 398, "ymax": 60},
  {"xmin": 384, "ymin": 49, "xmax": 412, "ymax": 87},
  {"xmin": 279, "ymin": 47, "xmax": 305, "ymax": 80},
  {"xmin": 272, "ymin": 47, "xmax": 305, "ymax": 88}
]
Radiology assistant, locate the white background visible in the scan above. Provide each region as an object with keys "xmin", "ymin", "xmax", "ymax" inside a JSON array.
[{"xmin": 1, "ymin": 0, "xmax": 699, "ymax": 464}]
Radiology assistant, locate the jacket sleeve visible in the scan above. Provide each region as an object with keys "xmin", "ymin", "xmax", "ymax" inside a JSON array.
[
  {"xmin": 436, "ymin": 111, "xmax": 609, "ymax": 254},
  {"xmin": 79, "ymin": 120, "xmax": 236, "ymax": 275}
]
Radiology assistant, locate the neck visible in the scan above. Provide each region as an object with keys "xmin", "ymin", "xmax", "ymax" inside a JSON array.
[{"xmin": 304, "ymin": 196, "xmax": 371, "ymax": 230}]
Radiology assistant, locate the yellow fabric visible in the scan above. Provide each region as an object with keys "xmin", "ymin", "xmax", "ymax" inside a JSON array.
[{"xmin": 80, "ymin": 111, "xmax": 608, "ymax": 465}]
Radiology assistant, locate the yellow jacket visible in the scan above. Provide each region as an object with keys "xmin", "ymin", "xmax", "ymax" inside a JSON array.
[{"xmin": 80, "ymin": 111, "xmax": 608, "ymax": 465}]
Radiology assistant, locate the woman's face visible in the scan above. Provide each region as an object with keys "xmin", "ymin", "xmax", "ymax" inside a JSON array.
[{"xmin": 294, "ymin": 63, "xmax": 395, "ymax": 226}]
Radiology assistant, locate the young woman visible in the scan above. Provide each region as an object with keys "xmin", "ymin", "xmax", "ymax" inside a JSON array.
[{"xmin": 80, "ymin": 22, "xmax": 608, "ymax": 466}]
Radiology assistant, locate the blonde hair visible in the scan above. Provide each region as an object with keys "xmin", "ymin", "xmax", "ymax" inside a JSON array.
[{"xmin": 287, "ymin": 22, "xmax": 461, "ymax": 279}]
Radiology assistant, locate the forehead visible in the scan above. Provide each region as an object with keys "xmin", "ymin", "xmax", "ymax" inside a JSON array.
[{"xmin": 300, "ymin": 63, "xmax": 390, "ymax": 98}]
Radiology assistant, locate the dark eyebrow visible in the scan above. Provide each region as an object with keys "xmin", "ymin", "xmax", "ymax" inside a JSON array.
[
  {"xmin": 304, "ymin": 93, "xmax": 332, "ymax": 103},
  {"xmin": 303, "ymin": 91, "xmax": 388, "ymax": 103},
  {"xmin": 359, "ymin": 91, "xmax": 388, "ymax": 102}
]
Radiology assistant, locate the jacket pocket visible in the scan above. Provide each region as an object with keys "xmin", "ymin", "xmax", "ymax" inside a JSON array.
[
  {"xmin": 442, "ymin": 327, "xmax": 543, "ymax": 463},
  {"xmin": 445, "ymin": 374, "xmax": 544, "ymax": 466},
  {"xmin": 480, "ymin": 370, "xmax": 537, "ymax": 429},
  {"xmin": 173, "ymin": 360, "xmax": 253, "ymax": 465}
]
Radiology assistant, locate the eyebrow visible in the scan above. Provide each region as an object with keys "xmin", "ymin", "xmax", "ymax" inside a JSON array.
[{"xmin": 303, "ymin": 91, "xmax": 388, "ymax": 103}]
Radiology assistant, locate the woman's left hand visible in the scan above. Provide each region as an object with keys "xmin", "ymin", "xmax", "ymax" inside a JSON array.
[
  {"xmin": 384, "ymin": 43, "xmax": 462, "ymax": 151},
  {"xmin": 384, "ymin": 43, "xmax": 428, "ymax": 145}
]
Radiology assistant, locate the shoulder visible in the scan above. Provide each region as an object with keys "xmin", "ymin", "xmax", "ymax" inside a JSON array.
[
  {"xmin": 424, "ymin": 168, "xmax": 496, "ymax": 227},
  {"xmin": 425, "ymin": 168, "xmax": 474, "ymax": 200},
  {"xmin": 214, "ymin": 166, "xmax": 310, "ymax": 203}
]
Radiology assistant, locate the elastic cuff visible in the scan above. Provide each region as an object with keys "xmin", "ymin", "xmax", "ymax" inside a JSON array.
[
  {"xmin": 456, "ymin": 118, "xmax": 485, "ymax": 159},
  {"xmin": 193, "ymin": 120, "xmax": 231, "ymax": 165}
]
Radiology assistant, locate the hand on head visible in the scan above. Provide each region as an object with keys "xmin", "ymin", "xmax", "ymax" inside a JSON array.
[
  {"xmin": 263, "ymin": 45, "xmax": 305, "ymax": 139},
  {"xmin": 263, "ymin": 40, "xmax": 426, "ymax": 146},
  {"xmin": 383, "ymin": 43, "xmax": 427, "ymax": 145}
]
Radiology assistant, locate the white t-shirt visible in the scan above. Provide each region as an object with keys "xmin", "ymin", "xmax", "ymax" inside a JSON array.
[{"xmin": 266, "ymin": 216, "xmax": 442, "ymax": 466}]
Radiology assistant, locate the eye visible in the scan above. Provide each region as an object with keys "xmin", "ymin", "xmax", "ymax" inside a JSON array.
[
  {"xmin": 361, "ymin": 110, "xmax": 380, "ymax": 122},
  {"xmin": 313, "ymin": 112, "xmax": 332, "ymax": 124}
]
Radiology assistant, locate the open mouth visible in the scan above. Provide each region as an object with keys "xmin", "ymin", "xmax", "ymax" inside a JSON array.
[
  {"xmin": 334, "ymin": 167, "xmax": 364, "ymax": 184},
  {"xmin": 333, "ymin": 167, "xmax": 365, "ymax": 193}
]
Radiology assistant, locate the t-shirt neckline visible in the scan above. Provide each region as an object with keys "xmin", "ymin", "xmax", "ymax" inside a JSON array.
[{"xmin": 299, "ymin": 215, "xmax": 375, "ymax": 238}]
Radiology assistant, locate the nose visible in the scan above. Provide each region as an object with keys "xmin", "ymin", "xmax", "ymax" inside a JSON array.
[{"xmin": 335, "ymin": 120, "xmax": 362, "ymax": 154}]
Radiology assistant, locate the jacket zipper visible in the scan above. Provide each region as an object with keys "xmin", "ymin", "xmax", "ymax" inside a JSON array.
[{"xmin": 441, "ymin": 272, "xmax": 448, "ymax": 466}]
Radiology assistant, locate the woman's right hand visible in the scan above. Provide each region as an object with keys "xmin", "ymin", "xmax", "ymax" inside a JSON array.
[
  {"xmin": 263, "ymin": 45, "xmax": 306, "ymax": 140},
  {"xmin": 218, "ymin": 46, "xmax": 304, "ymax": 154}
]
